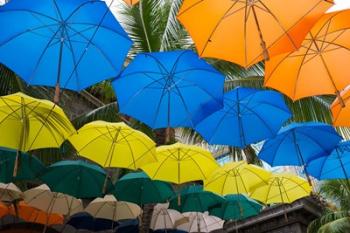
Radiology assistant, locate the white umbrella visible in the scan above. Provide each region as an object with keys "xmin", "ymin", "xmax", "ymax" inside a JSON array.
[
  {"xmin": 177, "ymin": 212, "xmax": 224, "ymax": 233},
  {"xmin": 150, "ymin": 203, "xmax": 186, "ymax": 231},
  {"xmin": 0, "ymin": 183, "xmax": 22, "ymax": 202},
  {"xmin": 85, "ymin": 195, "xmax": 141, "ymax": 222},
  {"xmin": 23, "ymin": 184, "xmax": 83, "ymax": 216}
]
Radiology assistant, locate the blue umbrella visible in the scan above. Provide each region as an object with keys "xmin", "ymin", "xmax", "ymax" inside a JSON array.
[
  {"xmin": 113, "ymin": 50, "xmax": 224, "ymax": 129},
  {"xmin": 67, "ymin": 212, "xmax": 119, "ymax": 231},
  {"xmin": 306, "ymin": 141, "xmax": 350, "ymax": 180},
  {"xmin": 258, "ymin": 122, "xmax": 342, "ymax": 184},
  {"xmin": 0, "ymin": 0, "xmax": 132, "ymax": 102},
  {"xmin": 195, "ymin": 87, "xmax": 291, "ymax": 148}
]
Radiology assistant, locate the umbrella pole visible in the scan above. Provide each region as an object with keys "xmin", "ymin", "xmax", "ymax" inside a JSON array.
[
  {"xmin": 251, "ymin": 5, "xmax": 269, "ymax": 61},
  {"xmin": 293, "ymin": 132, "xmax": 313, "ymax": 188},
  {"xmin": 235, "ymin": 220, "xmax": 239, "ymax": 233},
  {"xmin": 54, "ymin": 33, "xmax": 64, "ymax": 104},
  {"xmin": 14, "ymin": 98, "xmax": 26, "ymax": 177}
]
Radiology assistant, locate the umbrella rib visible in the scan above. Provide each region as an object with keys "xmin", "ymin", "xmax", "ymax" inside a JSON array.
[
  {"xmin": 118, "ymin": 130, "xmax": 137, "ymax": 169},
  {"xmin": 0, "ymin": 24, "xmax": 60, "ymax": 48},
  {"xmin": 262, "ymin": 178, "xmax": 275, "ymax": 204},
  {"xmin": 177, "ymin": 0, "xmax": 205, "ymax": 16},
  {"xmin": 0, "ymin": 9, "xmax": 60, "ymax": 22},
  {"xmin": 199, "ymin": 1, "xmax": 241, "ymax": 56},
  {"xmin": 296, "ymin": 130, "xmax": 336, "ymax": 158},
  {"xmin": 260, "ymin": 132, "xmax": 291, "ymax": 165},
  {"xmin": 141, "ymin": 53, "xmax": 170, "ymax": 74},
  {"xmin": 144, "ymin": 153, "xmax": 174, "ymax": 181},
  {"xmin": 174, "ymin": 67, "xmax": 222, "ymax": 75}
]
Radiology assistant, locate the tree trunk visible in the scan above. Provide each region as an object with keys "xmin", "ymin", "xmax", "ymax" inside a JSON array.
[{"xmin": 139, "ymin": 204, "xmax": 155, "ymax": 233}]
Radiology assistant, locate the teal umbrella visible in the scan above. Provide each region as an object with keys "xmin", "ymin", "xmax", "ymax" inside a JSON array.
[
  {"xmin": 0, "ymin": 148, "xmax": 45, "ymax": 183},
  {"xmin": 209, "ymin": 194, "xmax": 263, "ymax": 220},
  {"xmin": 40, "ymin": 160, "xmax": 114, "ymax": 199},
  {"xmin": 169, "ymin": 185, "xmax": 224, "ymax": 213},
  {"xmin": 114, "ymin": 172, "xmax": 174, "ymax": 205}
]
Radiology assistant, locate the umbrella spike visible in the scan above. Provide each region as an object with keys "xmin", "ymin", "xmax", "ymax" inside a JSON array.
[
  {"xmin": 13, "ymin": 151, "xmax": 20, "ymax": 177},
  {"xmin": 54, "ymin": 83, "xmax": 61, "ymax": 104}
]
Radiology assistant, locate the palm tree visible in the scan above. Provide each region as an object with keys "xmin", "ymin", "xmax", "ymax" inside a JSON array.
[{"xmin": 308, "ymin": 180, "xmax": 350, "ymax": 233}]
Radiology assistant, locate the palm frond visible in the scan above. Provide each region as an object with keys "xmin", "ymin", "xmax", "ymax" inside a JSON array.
[{"xmin": 308, "ymin": 211, "xmax": 350, "ymax": 233}]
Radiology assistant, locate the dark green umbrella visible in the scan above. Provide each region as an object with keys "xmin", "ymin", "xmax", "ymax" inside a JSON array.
[
  {"xmin": 169, "ymin": 185, "xmax": 224, "ymax": 213},
  {"xmin": 0, "ymin": 148, "xmax": 46, "ymax": 183},
  {"xmin": 114, "ymin": 172, "xmax": 174, "ymax": 205},
  {"xmin": 209, "ymin": 194, "xmax": 263, "ymax": 220},
  {"xmin": 40, "ymin": 160, "xmax": 114, "ymax": 199}
]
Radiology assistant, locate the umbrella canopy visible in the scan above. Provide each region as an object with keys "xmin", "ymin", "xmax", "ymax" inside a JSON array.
[
  {"xmin": 306, "ymin": 141, "xmax": 350, "ymax": 180},
  {"xmin": 150, "ymin": 204, "xmax": 185, "ymax": 231},
  {"xmin": 0, "ymin": 92, "xmax": 75, "ymax": 152},
  {"xmin": 113, "ymin": 50, "xmax": 224, "ymax": 129},
  {"xmin": 258, "ymin": 122, "xmax": 342, "ymax": 167},
  {"xmin": 250, "ymin": 174, "xmax": 311, "ymax": 204},
  {"xmin": 23, "ymin": 184, "xmax": 83, "ymax": 216},
  {"xmin": 7, "ymin": 201, "xmax": 64, "ymax": 226},
  {"xmin": 141, "ymin": 143, "xmax": 219, "ymax": 184},
  {"xmin": 204, "ymin": 161, "xmax": 271, "ymax": 196},
  {"xmin": 41, "ymin": 160, "xmax": 114, "ymax": 199},
  {"xmin": 196, "ymin": 87, "xmax": 291, "ymax": 148},
  {"xmin": 84, "ymin": 195, "xmax": 141, "ymax": 222},
  {"xmin": 0, "ymin": 0, "xmax": 132, "ymax": 102},
  {"xmin": 177, "ymin": 0, "xmax": 333, "ymax": 68},
  {"xmin": 209, "ymin": 194, "xmax": 262, "ymax": 221},
  {"xmin": 66, "ymin": 212, "xmax": 119, "ymax": 231},
  {"xmin": 169, "ymin": 185, "xmax": 224, "ymax": 213},
  {"xmin": 0, "ymin": 183, "xmax": 22, "ymax": 202},
  {"xmin": 177, "ymin": 212, "xmax": 224, "ymax": 233},
  {"xmin": 331, "ymin": 86, "xmax": 350, "ymax": 127},
  {"xmin": 114, "ymin": 172, "xmax": 174, "ymax": 206},
  {"xmin": 265, "ymin": 10, "xmax": 350, "ymax": 101},
  {"xmin": 69, "ymin": 121, "xmax": 156, "ymax": 170},
  {"xmin": 0, "ymin": 148, "xmax": 46, "ymax": 183},
  {"xmin": 124, "ymin": 0, "xmax": 139, "ymax": 6}
]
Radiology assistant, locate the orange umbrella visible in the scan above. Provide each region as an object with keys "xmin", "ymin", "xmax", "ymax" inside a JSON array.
[
  {"xmin": 331, "ymin": 86, "xmax": 350, "ymax": 126},
  {"xmin": 124, "ymin": 0, "xmax": 139, "ymax": 6},
  {"xmin": 177, "ymin": 0, "xmax": 333, "ymax": 68},
  {"xmin": 7, "ymin": 202, "xmax": 63, "ymax": 226},
  {"xmin": 0, "ymin": 202, "xmax": 9, "ymax": 218},
  {"xmin": 265, "ymin": 10, "xmax": 350, "ymax": 101}
]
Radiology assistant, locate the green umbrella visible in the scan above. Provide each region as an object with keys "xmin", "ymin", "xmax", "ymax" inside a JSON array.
[
  {"xmin": 40, "ymin": 160, "xmax": 114, "ymax": 199},
  {"xmin": 114, "ymin": 172, "xmax": 174, "ymax": 205},
  {"xmin": 209, "ymin": 194, "xmax": 263, "ymax": 220},
  {"xmin": 0, "ymin": 148, "xmax": 46, "ymax": 183},
  {"xmin": 169, "ymin": 185, "xmax": 224, "ymax": 213}
]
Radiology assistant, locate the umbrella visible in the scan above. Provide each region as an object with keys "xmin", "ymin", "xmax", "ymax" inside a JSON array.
[
  {"xmin": 41, "ymin": 160, "xmax": 114, "ymax": 199},
  {"xmin": 331, "ymin": 86, "xmax": 350, "ymax": 127},
  {"xmin": 150, "ymin": 203, "xmax": 186, "ymax": 231},
  {"xmin": 0, "ymin": 148, "xmax": 46, "ymax": 183},
  {"xmin": 0, "ymin": 92, "xmax": 75, "ymax": 175},
  {"xmin": 0, "ymin": 183, "xmax": 22, "ymax": 202},
  {"xmin": 169, "ymin": 185, "xmax": 224, "ymax": 213},
  {"xmin": 69, "ymin": 121, "xmax": 156, "ymax": 170},
  {"xmin": 141, "ymin": 143, "xmax": 219, "ymax": 184},
  {"xmin": 306, "ymin": 141, "xmax": 350, "ymax": 180},
  {"xmin": 23, "ymin": 184, "xmax": 83, "ymax": 217},
  {"xmin": 209, "ymin": 194, "xmax": 262, "ymax": 221},
  {"xmin": 177, "ymin": 212, "xmax": 224, "ymax": 233},
  {"xmin": 196, "ymin": 87, "xmax": 291, "ymax": 148},
  {"xmin": 66, "ymin": 212, "xmax": 119, "ymax": 232},
  {"xmin": 204, "ymin": 161, "xmax": 271, "ymax": 196},
  {"xmin": 177, "ymin": 0, "xmax": 333, "ymax": 68},
  {"xmin": 250, "ymin": 173, "xmax": 311, "ymax": 204},
  {"xmin": 112, "ymin": 50, "xmax": 224, "ymax": 133},
  {"xmin": 0, "ymin": 0, "xmax": 132, "ymax": 103},
  {"xmin": 258, "ymin": 122, "xmax": 342, "ymax": 184},
  {"xmin": 116, "ymin": 219, "xmax": 139, "ymax": 233},
  {"xmin": 85, "ymin": 195, "xmax": 141, "ymax": 222},
  {"xmin": 114, "ymin": 172, "xmax": 174, "ymax": 206},
  {"xmin": 265, "ymin": 9, "xmax": 350, "ymax": 101},
  {"xmin": 124, "ymin": 0, "xmax": 139, "ymax": 6},
  {"xmin": 7, "ymin": 201, "xmax": 64, "ymax": 226}
]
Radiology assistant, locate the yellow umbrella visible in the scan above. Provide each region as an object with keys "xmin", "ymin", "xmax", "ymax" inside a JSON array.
[
  {"xmin": 85, "ymin": 195, "xmax": 141, "ymax": 221},
  {"xmin": 204, "ymin": 161, "xmax": 271, "ymax": 196},
  {"xmin": 141, "ymin": 143, "xmax": 219, "ymax": 184},
  {"xmin": 249, "ymin": 173, "xmax": 311, "ymax": 204},
  {"xmin": 0, "ymin": 92, "xmax": 75, "ymax": 175},
  {"xmin": 69, "ymin": 121, "xmax": 156, "ymax": 170}
]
